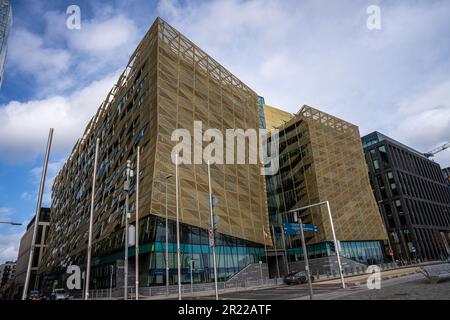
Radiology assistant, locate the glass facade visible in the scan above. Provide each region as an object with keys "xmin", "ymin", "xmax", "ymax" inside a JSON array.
[
  {"xmin": 283, "ymin": 241, "xmax": 384, "ymax": 265},
  {"xmin": 265, "ymin": 106, "xmax": 388, "ymax": 267},
  {"xmin": 0, "ymin": 0, "xmax": 12, "ymax": 88},
  {"xmin": 89, "ymin": 215, "xmax": 264, "ymax": 288}
]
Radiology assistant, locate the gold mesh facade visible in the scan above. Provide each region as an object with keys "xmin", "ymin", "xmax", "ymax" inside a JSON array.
[
  {"xmin": 263, "ymin": 104, "xmax": 293, "ymax": 130},
  {"xmin": 42, "ymin": 18, "xmax": 269, "ymax": 272},
  {"xmin": 267, "ymin": 105, "xmax": 387, "ymax": 244}
]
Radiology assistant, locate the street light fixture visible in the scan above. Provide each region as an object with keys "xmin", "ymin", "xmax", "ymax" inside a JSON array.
[{"xmin": 0, "ymin": 221, "xmax": 22, "ymax": 226}]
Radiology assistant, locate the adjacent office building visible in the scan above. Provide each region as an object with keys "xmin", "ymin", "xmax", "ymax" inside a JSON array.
[
  {"xmin": 0, "ymin": 261, "xmax": 16, "ymax": 288},
  {"xmin": 40, "ymin": 18, "xmax": 269, "ymax": 289},
  {"xmin": 362, "ymin": 132, "xmax": 450, "ymax": 261},
  {"xmin": 264, "ymin": 105, "xmax": 388, "ymax": 268},
  {"xmin": 0, "ymin": 0, "xmax": 12, "ymax": 88},
  {"xmin": 0, "ymin": 261, "xmax": 16, "ymax": 299},
  {"xmin": 443, "ymin": 167, "xmax": 450, "ymax": 188},
  {"xmin": 13, "ymin": 208, "xmax": 50, "ymax": 298}
]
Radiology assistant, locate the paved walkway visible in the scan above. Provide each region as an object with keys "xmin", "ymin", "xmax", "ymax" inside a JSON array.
[{"xmin": 336, "ymin": 275, "xmax": 450, "ymax": 300}]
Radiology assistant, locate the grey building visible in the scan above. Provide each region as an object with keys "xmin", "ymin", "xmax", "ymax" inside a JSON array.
[
  {"xmin": 0, "ymin": 0, "xmax": 12, "ymax": 88},
  {"xmin": 13, "ymin": 208, "xmax": 50, "ymax": 299},
  {"xmin": 443, "ymin": 167, "xmax": 450, "ymax": 188},
  {"xmin": 0, "ymin": 261, "xmax": 15, "ymax": 288},
  {"xmin": 362, "ymin": 132, "xmax": 450, "ymax": 262}
]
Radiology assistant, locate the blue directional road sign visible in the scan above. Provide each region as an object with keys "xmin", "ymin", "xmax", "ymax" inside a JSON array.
[{"xmin": 283, "ymin": 223, "xmax": 319, "ymax": 235}]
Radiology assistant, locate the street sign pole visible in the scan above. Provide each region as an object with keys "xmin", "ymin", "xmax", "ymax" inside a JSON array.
[
  {"xmin": 280, "ymin": 226, "xmax": 290, "ymax": 274},
  {"xmin": 282, "ymin": 201, "xmax": 345, "ymax": 289},
  {"xmin": 297, "ymin": 216, "xmax": 313, "ymax": 300},
  {"xmin": 271, "ymin": 225, "xmax": 281, "ymax": 283}
]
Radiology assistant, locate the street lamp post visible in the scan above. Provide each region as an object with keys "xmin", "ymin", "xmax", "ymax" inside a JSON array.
[
  {"xmin": 124, "ymin": 160, "xmax": 132, "ymax": 300},
  {"xmin": 135, "ymin": 146, "xmax": 141, "ymax": 300},
  {"xmin": 165, "ymin": 174, "xmax": 173, "ymax": 296},
  {"xmin": 175, "ymin": 154, "xmax": 182, "ymax": 300},
  {"xmin": 207, "ymin": 160, "xmax": 219, "ymax": 301},
  {"xmin": 22, "ymin": 128, "xmax": 53, "ymax": 300},
  {"xmin": 85, "ymin": 138, "xmax": 100, "ymax": 300}
]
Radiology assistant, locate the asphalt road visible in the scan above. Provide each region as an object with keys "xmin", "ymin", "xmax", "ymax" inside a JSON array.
[
  {"xmin": 179, "ymin": 283, "xmax": 349, "ymax": 300},
  {"xmin": 176, "ymin": 266, "xmax": 423, "ymax": 300}
]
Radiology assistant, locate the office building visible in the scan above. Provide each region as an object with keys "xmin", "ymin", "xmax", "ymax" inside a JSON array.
[
  {"xmin": 12, "ymin": 208, "xmax": 50, "ymax": 298},
  {"xmin": 264, "ymin": 105, "xmax": 388, "ymax": 268},
  {"xmin": 0, "ymin": 0, "xmax": 12, "ymax": 88},
  {"xmin": 40, "ymin": 18, "xmax": 269, "ymax": 290},
  {"xmin": 362, "ymin": 132, "xmax": 450, "ymax": 261},
  {"xmin": 0, "ymin": 261, "xmax": 15, "ymax": 288},
  {"xmin": 443, "ymin": 167, "xmax": 450, "ymax": 188}
]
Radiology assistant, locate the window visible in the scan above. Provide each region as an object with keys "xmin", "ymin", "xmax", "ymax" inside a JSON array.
[
  {"xmin": 379, "ymin": 146, "xmax": 390, "ymax": 168},
  {"xmin": 386, "ymin": 171, "xmax": 398, "ymax": 196}
]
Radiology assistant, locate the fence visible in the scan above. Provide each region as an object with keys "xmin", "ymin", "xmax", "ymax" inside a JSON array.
[{"xmin": 71, "ymin": 259, "xmax": 443, "ymax": 300}]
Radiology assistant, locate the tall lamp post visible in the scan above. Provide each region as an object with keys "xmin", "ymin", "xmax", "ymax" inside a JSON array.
[
  {"xmin": 124, "ymin": 160, "xmax": 133, "ymax": 300},
  {"xmin": 135, "ymin": 146, "xmax": 141, "ymax": 300},
  {"xmin": 175, "ymin": 154, "xmax": 182, "ymax": 300},
  {"xmin": 22, "ymin": 128, "xmax": 53, "ymax": 300},
  {"xmin": 165, "ymin": 174, "xmax": 173, "ymax": 296},
  {"xmin": 85, "ymin": 138, "xmax": 100, "ymax": 300},
  {"xmin": 207, "ymin": 160, "xmax": 219, "ymax": 300}
]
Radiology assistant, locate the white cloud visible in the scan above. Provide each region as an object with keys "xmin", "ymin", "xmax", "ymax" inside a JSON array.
[
  {"xmin": 66, "ymin": 15, "xmax": 139, "ymax": 54},
  {"xmin": 391, "ymin": 80, "xmax": 450, "ymax": 166},
  {"xmin": 0, "ymin": 207, "xmax": 13, "ymax": 218},
  {"xmin": 0, "ymin": 232, "xmax": 22, "ymax": 263},
  {"xmin": 0, "ymin": 72, "xmax": 120, "ymax": 162},
  {"xmin": 20, "ymin": 192, "xmax": 32, "ymax": 201},
  {"xmin": 8, "ymin": 29, "xmax": 71, "ymax": 84},
  {"xmin": 156, "ymin": 0, "xmax": 450, "ymax": 166},
  {"xmin": 6, "ymin": 8, "xmax": 140, "ymax": 95},
  {"xmin": 30, "ymin": 160, "xmax": 66, "ymax": 207}
]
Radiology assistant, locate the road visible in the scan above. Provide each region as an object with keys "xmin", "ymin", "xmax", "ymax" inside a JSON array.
[{"xmin": 178, "ymin": 266, "xmax": 426, "ymax": 300}]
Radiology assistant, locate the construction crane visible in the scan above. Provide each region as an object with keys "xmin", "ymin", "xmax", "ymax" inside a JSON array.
[{"xmin": 424, "ymin": 142, "xmax": 450, "ymax": 158}]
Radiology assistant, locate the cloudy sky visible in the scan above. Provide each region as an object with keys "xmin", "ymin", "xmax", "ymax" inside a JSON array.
[{"xmin": 0, "ymin": 0, "xmax": 449, "ymax": 263}]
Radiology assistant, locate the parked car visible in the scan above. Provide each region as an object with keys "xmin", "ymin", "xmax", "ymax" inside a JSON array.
[
  {"xmin": 284, "ymin": 271, "xmax": 315, "ymax": 285},
  {"xmin": 50, "ymin": 289, "xmax": 69, "ymax": 300},
  {"xmin": 28, "ymin": 290, "xmax": 41, "ymax": 301}
]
